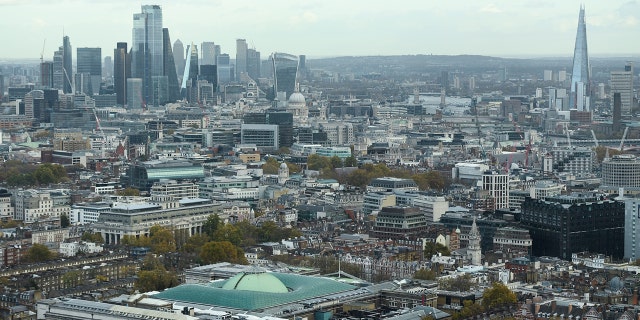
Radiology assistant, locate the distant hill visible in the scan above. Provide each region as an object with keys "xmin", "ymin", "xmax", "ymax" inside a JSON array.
[{"xmin": 306, "ymin": 54, "xmax": 637, "ymax": 75}]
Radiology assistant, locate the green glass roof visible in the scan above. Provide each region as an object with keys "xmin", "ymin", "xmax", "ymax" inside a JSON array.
[
  {"xmin": 153, "ymin": 272, "xmax": 356, "ymax": 311},
  {"xmin": 222, "ymin": 272, "xmax": 288, "ymax": 293}
]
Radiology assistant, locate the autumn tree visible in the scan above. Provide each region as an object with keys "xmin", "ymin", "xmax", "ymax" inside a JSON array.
[
  {"xmin": 81, "ymin": 232, "xmax": 104, "ymax": 243},
  {"xmin": 149, "ymin": 225, "xmax": 176, "ymax": 254},
  {"xmin": 199, "ymin": 241, "xmax": 248, "ymax": 264},
  {"xmin": 262, "ymin": 157, "xmax": 280, "ymax": 174},
  {"xmin": 413, "ymin": 170, "xmax": 446, "ymax": 191},
  {"xmin": 414, "ymin": 268, "xmax": 437, "ymax": 280},
  {"xmin": 213, "ymin": 223, "xmax": 243, "ymax": 246},
  {"xmin": 439, "ymin": 274, "xmax": 474, "ymax": 292},
  {"xmin": 117, "ymin": 187, "xmax": 141, "ymax": 196},
  {"xmin": 453, "ymin": 300, "xmax": 485, "ymax": 320},
  {"xmin": 25, "ymin": 244, "xmax": 55, "ymax": 262},
  {"xmin": 482, "ymin": 282, "xmax": 517, "ymax": 310},
  {"xmin": 135, "ymin": 255, "xmax": 179, "ymax": 292},
  {"xmin": 182, "ymin": 234, "xmax": 209, "ymax": 254}
]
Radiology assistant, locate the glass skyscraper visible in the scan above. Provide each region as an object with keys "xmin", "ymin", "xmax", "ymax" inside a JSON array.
[
  {"xmin": 114, "ymin": 42, "xmax": 130, "ymax": 106},
  {"xmin": 271, "ymin": 52, "xmax": 298, "ymax": 100},
  {"xmin": 569, "ymin": 6, "xmax": 590, "ymax": 111},
  {"xmin": 62, "ymin": 36, "xmax": 73, "ymax": 94},
  {"xmin": 76, "ymin": 47, "xmax": 102, "ymax": 95},
  {"xmin": 132, "ymin": 5, "xmax": 164, "ymax": 106},
  {"xmin": 163, "ymin": 28, "xmax": 180, "ymax": 102}
]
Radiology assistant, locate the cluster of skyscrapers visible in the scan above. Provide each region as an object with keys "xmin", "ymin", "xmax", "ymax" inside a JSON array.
[{"xmin": 36, "ymin": 5, "xmax": 303, "ymax": 110}]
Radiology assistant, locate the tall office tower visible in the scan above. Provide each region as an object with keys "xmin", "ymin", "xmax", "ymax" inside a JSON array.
[
  {"xmin": 271, "ymin": 52, "xmax": 298, "ymax": 100},
  {"xmin": 62, "ymin": 36, "xmax": 73, "ymax": 93},
  {"xmin": 76, "ymin": 47, "xmax": 102, "ymax": 95},
  {"xmin": 127, "ymin": 78, "xmax": 143, "ymax": 108},
  {"xmin": 440, "ymin": 71, "xmax": 449, "ymax": 91},
  {"xmin": 246, "ymin": 48, "xmax": 260, "ymax": 80},
  {"xmin": 181, "ymin": 44, "xmax": 199, "ymax": 102},
  {"xmin": 173, "ymin": 39, "xmax": 185, "ymax": 85},
  {"xmin": 201, "ymin": 42, "xmax": 216, "ymax": 66},
  {"xmin": 114, "ymin": 42, "xmax": 130, "ymax": 106},
  {"xmin": 613, "ymin": 93, "xmax": 622, "ymax": 132},
  {"xmin": 235, "ymin": 39, "xmax": 248, "ymax": 80},
  {"xmin": 216, "ymin": 54, "xmax": 231, "ymax": 88},
  {"xmin": 53, "ymin": 47, "xmax": 64, "ymax": 91},
  {"xmin": 24, "ymin": 90, "xmax": 44, "ymax": 119},
  {"xmin": 40, "ymin": 61, "xmax": 53, "ymax": 87},
  {"xmin": 132, "ymin": 5, "xmax": 163, "ymax": 106},
  {"xmin": 543, "ymin": 70, "xmax": 553, "ymax": 81},
  {"xmin": 74, "ymin": 73, "xmax": 92, "ymax": 96},
  {"xmin": 103, "ymin": 56, "xmax": 113, "ymax": 79},
  {"xmin": 611, "ymin": 63, "xmax": 634, "ymax": 115},
  {"xmin": 482, "ymin": 171, "xmax": 509, "ymax": 210},
  {"xmin": 214, "ymin": 45, "xmax": 221, "ymax": 61},
  {"xmin": 298, "ymin": 54, "xmax": 306, "ymax": 79},
  {"xmin": 469, "ymin": 76, "xmax": 476, "ymax": 92},
  {"xmin": 244, "ymin": 111, "xmax": 293, "ymax": 148},
  {"xmin": 199, "ymin": 65, "xmax": 217, "ymax": 90},
  {"xmin": 162, "ymin": 28, "xmax": 180, "ymax": 102},
  {"xmin": 187, "ymin": 44, "xmax": 199, "ymax": 82},
  {"xmin": 558, "ymin": 70, "xmax": 567, "ymax": 82},
  {"xmin": 0, "ymin": 74, "xmax": 4, "ymax": 99},
  {"xmin": 569, "ymin": 6, "xmax": 590, "ymax": 111}
]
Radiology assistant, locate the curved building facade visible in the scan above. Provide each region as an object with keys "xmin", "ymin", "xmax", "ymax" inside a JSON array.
[
  {"xmin": 271, "ymin": 52, "xmax": 298, "ymax": 100},
  {"xmin": 602, "ymin": 155, "xmax": 640, "ymax": 188}
]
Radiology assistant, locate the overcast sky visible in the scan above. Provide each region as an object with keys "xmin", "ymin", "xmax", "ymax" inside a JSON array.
[{"xmin": 0, "ymin": 0, "xmax": 638, "ymax": 60}]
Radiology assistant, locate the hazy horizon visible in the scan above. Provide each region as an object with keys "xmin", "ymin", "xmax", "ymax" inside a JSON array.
[{"xmin": 0, "ymin": 0, "xmax": 638, "ymax": 60}]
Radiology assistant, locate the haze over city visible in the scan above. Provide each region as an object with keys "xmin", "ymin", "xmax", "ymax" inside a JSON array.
[{"xmin": 1, "ymin": 0, "xmax": 639, "ymax": 60}]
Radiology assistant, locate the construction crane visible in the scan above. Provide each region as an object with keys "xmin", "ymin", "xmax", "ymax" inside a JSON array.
[
  {"xmin": 591, "ymin": 129, "xmax": 598, "ymax": 147},
  {"xmin": 620, "ymin": 126, "xmax": 629, "ymax": 151}
]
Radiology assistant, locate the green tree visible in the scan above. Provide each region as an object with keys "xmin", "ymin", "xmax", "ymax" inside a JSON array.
[
  {"xmin": 183, "ymin": 234, "xmax": 209, "ymax": 254},
  {"xmin": 199, "ymin": 241, "xmax": 248, "ymax": 264},
  {"xmin": 330, "ymin": 156, "xmax": 343, "ymax": 169},
  {"xmin": 423, "ymin": 242, "xmax": 450, "ymax": 259},
  {"xmin": 213, "ymin": 223, "xmax": 243, "ymax": 246},
  {"xmin": 414, "ymin": 268, "xmax": 437, "ymax": 280},
  {"xmin": 135, "ymin": 255, "xmax": 178, "ymax": 292},
  {"xmin": 149, "ymin": 225, "xmax": 176, "ymax": 254},
  {"xmin": 413, "ymin": 170, "xmax": 446, "ymax": 191},
  {"xmin": 33, "ymin": 166, "xmax": 55, "ymax": 185},
  {"xmin": 262, "ymin": 157, "xmax": 280, "ymax": 174},
  {"xmin": 482, "ymin": 282, "xmax": 517, "ymax": 310},
  {"xmin": 344, "ymin": 155, "xmax": 358, "ymax": 167},
  {"xmin": 453, "ymin": 300, "xmax": 485, "ymax": 320},
  {"xmin": 117, "ymin": 187, "xmax": 141, "ymax": 196},
  {"xmin": 307, "ymin": 154, "xmax": 331, "ymax": 170},
  {"xmin": 62, "ymin": 270, "xmax": 83, "ymax": 287},
  {"xmin": 202, "ymin": 214, "xmax": 222, "ymax": 239},
  {"xmin": 286, "ymin": 162, "xmax": 302, "ymax": 174},
  {"xmin": 81, "ymin": 232, "xmax": 104, "ymax": 243},
  {"xmin": 26, "ymin": 244, "xmax": 55, "ymax": 262},
  {"xmin": 345, "ymin": 169, "xmax": 370, "ymax": 188},
  {"xmin": 60, "ymin": 214, "xmax": 70, "ymax": 228},
  {"xmin": 439, "ymin": 274, "xmax": 474, "ymax": 291}
]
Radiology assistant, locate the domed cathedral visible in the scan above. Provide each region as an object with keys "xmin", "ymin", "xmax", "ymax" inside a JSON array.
[
  {"xmin": 286, "ymin": 84, "xmax": 308, "ymax": 124},
  {"xmin": 278, "ymin": 162, "xmax": 289, "ymax": 185}
]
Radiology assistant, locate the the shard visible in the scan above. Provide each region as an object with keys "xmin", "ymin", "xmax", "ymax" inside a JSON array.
[{"xmin": 569, "ymin": 6, "xmax": 590, "ymax": 111}]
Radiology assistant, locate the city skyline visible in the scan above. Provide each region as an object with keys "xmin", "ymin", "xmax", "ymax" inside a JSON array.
[{"xmin": 0, "ymin": 0, "xmax": 639, "ymax": 61}]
